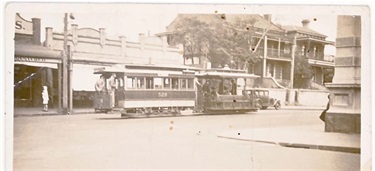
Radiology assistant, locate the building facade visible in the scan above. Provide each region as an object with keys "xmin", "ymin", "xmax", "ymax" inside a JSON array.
[
  {"xmin": 161, "ymin": 14, "xmax": 335, "ymax": 89},
  {"xmin": 14, "ymin": 13, "xmax": 185, "ymax": 109},
  {"xmin": 283, "ymin": 19, "xmax": 335, "ymax": 88},
  {"xmin": 14, "ymin": 13, "xmax": 61, "ymax": 107}
]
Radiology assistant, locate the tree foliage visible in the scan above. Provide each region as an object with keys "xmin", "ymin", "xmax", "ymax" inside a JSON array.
[
  {"xmin": 293, "ymin": 53, "xmax": 312, "ymax": 88},
  {"xmin": 172, "ymin": 15, "xmax": 262, "ymax": 69}
]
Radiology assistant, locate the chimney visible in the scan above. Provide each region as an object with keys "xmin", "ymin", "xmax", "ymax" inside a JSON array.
[
  {"xmin": 45, "ymin": 27, "xmax": 53, "ymax": 49},
  {"xmin": 31, "ymin": 18, "xmax": 41, "ymax": 45},
  {"xmin": 71, "ymin": 24, "xmax": 78, "ymax": 45},
  {"xmin": 264, "ymin": 14, "xmax": 272, "ymax": 22},
  {"xmin": 302, "ymin": 19, "xmax": 310, "ymax": 28}
]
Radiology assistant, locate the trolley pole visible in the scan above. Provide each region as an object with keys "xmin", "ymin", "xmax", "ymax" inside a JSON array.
[
  {"xmin": 62, "ymin": 13, "xmax": 68, "ymax": 114},
  {"xmin": 290, "ymin": 34, "xmax": 297, "ymax": 89}
]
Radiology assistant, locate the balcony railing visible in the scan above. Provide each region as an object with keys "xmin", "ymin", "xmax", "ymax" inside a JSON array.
[{"xmin": 254, "ymin": 48, "xmax": 292, "ymax": 59}]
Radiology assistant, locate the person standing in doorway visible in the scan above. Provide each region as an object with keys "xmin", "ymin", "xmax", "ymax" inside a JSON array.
[
  {"xmin": 95, "ymin": 75, "xmax": 106, "ymax": 94},
  {"xmin": 108, "ymin": 73, "xmax": 117, "ymax": 109},
  {"xmin": 42, "ymin": 86, "xmax": 49, "ymax": 112}
]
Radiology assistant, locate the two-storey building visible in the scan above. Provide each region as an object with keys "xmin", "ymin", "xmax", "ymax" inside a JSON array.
[
  {"xmin": 160, "ymin": 14, "xmax": 334, "ymax": 89},
  {"xmin": 283, "ymin": 19, "xmax": 335, "ymax": 87},
  {"xmin": 160, "ymin": 14, "xmax": 294, "ymax": 88}
]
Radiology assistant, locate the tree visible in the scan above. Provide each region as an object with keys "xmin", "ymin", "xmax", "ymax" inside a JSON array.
[
  {"xmin": 172, "ymin": 15, "xmax": 262, "ymax": 69},
  {"xmin": 293, "ymin": 53, "xmax": 312, "ymax": 88}
]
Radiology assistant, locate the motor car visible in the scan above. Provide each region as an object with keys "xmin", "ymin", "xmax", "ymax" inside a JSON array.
[{"xmin": 244, "ymin": 89, "xmax": 281, "ymax": 110}]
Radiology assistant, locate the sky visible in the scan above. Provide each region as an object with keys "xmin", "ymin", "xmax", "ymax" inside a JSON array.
[{"xmin": 9, "ymin": 3, "xmax": 344, "ymax": 55}]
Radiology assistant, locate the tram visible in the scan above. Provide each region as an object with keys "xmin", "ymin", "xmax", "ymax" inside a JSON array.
[
  {"xmin": 93, "ymin": 64, "xmax": 260, "ymax": 117},
  {"xmin": 197, "ymin": 68, "xmax": 260, "ymax": 114}
]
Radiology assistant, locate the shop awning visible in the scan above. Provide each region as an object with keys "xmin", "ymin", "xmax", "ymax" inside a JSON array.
[
  {"xmin": 14, "ymin": 61, "xmax": 58, "ymax": 69},
  {"xmin": 15, "ymin": 44, "xmax": 62, "ymax": 60}
]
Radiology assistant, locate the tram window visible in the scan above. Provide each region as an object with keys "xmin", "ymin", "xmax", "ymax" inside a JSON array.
[
  {"xmin": 146, "ymin": 77, "xmax": 154, "ymax": 89},
  {"xmin": 127, "ymin": 77, "xmax": 136, "ymax": 89},
  {"xmin": 163, "ymin": 78, "xmax": 171, "ymax": 89},
  {"xmin": 172, "ymin": 78, "xmax": 179, "ymax": 90},
  {"xmin": 187, "ymin": 78, "xmax": 194, "ymax": 90},
  {"xmin": 180, "ymin": 79, "xmax": 187, "ymax": 90},
  {"xmin": 137, "ymin": 77, "xmax": 145, "ymax": 89},
  {"xmin": 154, "ymin": 78, "xmax": 163, "ymax": 89}
]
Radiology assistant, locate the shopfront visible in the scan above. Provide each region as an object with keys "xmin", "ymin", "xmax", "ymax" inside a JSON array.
[{"xmin": 14, "ymin": 13, "xmax": 62, "ymax": 107}]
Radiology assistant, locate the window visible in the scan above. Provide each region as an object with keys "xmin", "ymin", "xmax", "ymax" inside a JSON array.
[
  {"xmin": 187, "ymin": 78, "xmax": 194, "ymax": 90},
  {"xmin": 314, "ymin": 46, "xmax": 318, "ymax": 58},
  {"xmin": 137, "ymin": 77, "xmax": 145, "ymax": 89},
  {"xmin": 154, "ymin": 78, "xmax": 163, "ymax": 89},
  {"xmin": 301, "ymin": 45, "xmax": 306, "ymax": 56},
  {"xmin": 180, "ymin": 79, "xmax": 187, "ymax": 90},
  {"xmin": 163, "ymin": 78, "xmax": 171, "ymax": 89},
  {"xmin": 172, "ymin": 78, "xmax": 179, "ymax": 90},
  {"xmin": 146, "ymin": 77, "xmax": 154, "ymax": 89},
  {"xmin": 127, "ymin": 77, "xmax": 136, "ymax": 88}
]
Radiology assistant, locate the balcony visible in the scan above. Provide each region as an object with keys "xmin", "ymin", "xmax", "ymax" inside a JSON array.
[{"xmin": 254, "ymin": 48, "xmax": 292, "ymax": 61}]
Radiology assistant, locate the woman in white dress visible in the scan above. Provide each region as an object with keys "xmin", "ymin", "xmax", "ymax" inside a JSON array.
[{"xmin": 42, "ymin": 86, "xmax": 49, "ymax": 112}]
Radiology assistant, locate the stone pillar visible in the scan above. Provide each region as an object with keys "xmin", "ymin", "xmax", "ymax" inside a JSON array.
[
  {"xmin": 45, "ymin": 27, "xmax": 53, "ymax": 49},
  {"xmin": 71, "ymin": 24, "xmax": 78, "ymax": 45},
  {"xmin": 325, "ymin": 16, "xmax": 361, "ymax": 134},
  {"xmin": 99, "ymin": 28, "xmax": 106, "ymax": 47}
]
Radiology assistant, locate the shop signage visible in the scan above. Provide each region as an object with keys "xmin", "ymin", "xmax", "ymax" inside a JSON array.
[
  {"xmin": 15, "ymin": 13, "xmax": 33, "ymax": 35},
  {"xmin": 15, "ymin": 57, "xmax": 61, "ymax": 63}
]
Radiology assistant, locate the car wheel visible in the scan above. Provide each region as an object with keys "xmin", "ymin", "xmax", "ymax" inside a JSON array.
[{"xmin": 274, "ymin": 102, "xmax": 281, "ymax": 110}]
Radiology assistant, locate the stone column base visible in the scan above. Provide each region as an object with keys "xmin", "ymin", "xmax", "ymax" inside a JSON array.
[{"xmin": 325, "ymin": 112, "xmax": 360, "ymax": 134}]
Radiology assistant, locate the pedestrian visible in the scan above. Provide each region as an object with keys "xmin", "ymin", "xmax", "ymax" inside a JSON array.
[
  {"xmin": 95, "ymin": 74, "xmax": 105, "ymax": 94},
  {"xmin": 108, "ymin": 73, "xmax": 117, "ymax": 109},
  {"xmin": 231, "ymin": 79, "xmax": 237, "ymax": 95},
  {"xmin": 319, "ymin": 94, "xmax": 330, "ymax": 122},
  {"xmin": 195, "ymin": 79, "xmax": 204, "ymax": 112},
  {"xmin": 42, "ymin": 86, "xmax": 49, "ymax": 112},
  {"xmin": 202, "ymin": 80, "xmax": 211, "ymax": 95}
]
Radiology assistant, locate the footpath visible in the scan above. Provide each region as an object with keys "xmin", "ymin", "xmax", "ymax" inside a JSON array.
[
  {"xmin": 13, "ymin": 105, "xmax": 325, "ymax": 117},
  {"xmin": 217, "ymin": 124, "xmax": 360, "ymax": 154}
]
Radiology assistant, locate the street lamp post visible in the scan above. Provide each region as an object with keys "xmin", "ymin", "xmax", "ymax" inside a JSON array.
[{"xmin": 62, "ymin": 13, "xmax": 68, "ymax": 114}]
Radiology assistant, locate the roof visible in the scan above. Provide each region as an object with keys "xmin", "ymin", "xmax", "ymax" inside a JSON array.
[
  {"xmin": 197, "ymin": 71, "xmax": 260, "ymax": 79},
  {"xmin": 94, "ymin": 63, "xmax": 202, "ymax": 74},
  {"xmin": 282, "ymin": 25, "xmax": 327, "ymax": 38},
  {"xmin": 166, "ymin": 14, "xmax": 285, "ymax": 33}
]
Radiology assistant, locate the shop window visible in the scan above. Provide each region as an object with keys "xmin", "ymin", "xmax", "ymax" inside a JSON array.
[
  {"xmin": 187, "ymin": 78, "xmax": 194, "ymax": 90},
  {"xmin": 14, "ymin": 78, "xmax": 32, "ymax": 100},
  {"xmin": 154, "ymin": 78, "xmax": 163, "ymax": 89}
]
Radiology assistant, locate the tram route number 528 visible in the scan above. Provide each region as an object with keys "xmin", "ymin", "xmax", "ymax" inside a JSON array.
[{"xmin": 158, "ymin": 92, "xmax": 168, "ymax": 98}]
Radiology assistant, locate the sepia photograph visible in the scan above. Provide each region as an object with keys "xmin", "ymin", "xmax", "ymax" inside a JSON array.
[{"xmin": 3, "ymin": 2, "xmax": 372, "ymax": 170}]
